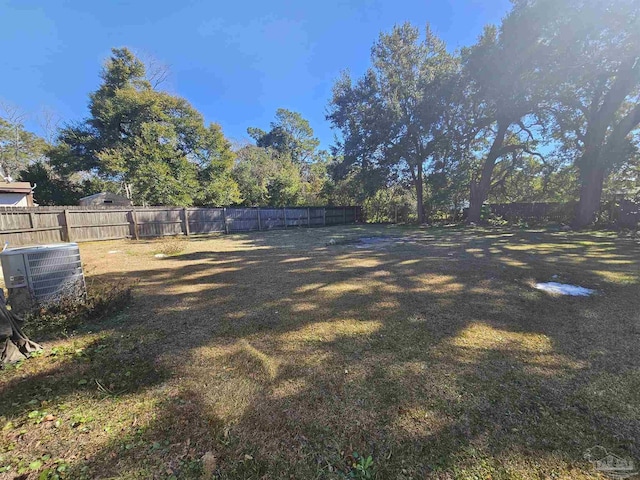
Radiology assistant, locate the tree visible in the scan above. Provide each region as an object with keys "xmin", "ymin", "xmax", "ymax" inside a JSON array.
[
  {"xmin": 328, "ymin": 23, "xmax": 458, "ymax": 223},
  {"xmin": 195, "ymin": 123, "xmax": 242, "ymax": 206},
  {"xmin": 460, "ymin": 3, "xmax": 553, "ymax": 223},
  {"xmin": 248, "ymin": 109, "xmax": 320, "ymax": 164},
  {"xmin": 232, "ymin": 145, "xmax": 302, "ymax": 207},
  {"xmin": 0, "ymin": 107, "xmax": 47, "ymax": 180},
  {"xmin": 486, "ymin": 152, "xmax": 576, "ymax": 204},
  {"xmin": 48, "ymin": 47, "xmax": 239, "ymax": 206},
  {"xmin": 18, "ymin": 162, "xmax": 92, "ymax": 206},
  {"xmin": 534, "ymin": 0, "xmax": 640, "ymax": 227},
  {"xmin": 299, "ymin": 151, "xmax": 330, "ymax": 205}
]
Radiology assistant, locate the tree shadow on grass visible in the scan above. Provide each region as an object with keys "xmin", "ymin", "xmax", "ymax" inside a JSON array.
[{"xmin": 4, "ymin": 226, "xmax": 639, "ymax": 478}]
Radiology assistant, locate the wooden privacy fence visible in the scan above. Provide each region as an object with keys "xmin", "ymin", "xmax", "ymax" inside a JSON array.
[
  {"xmin": 487, "ymin": 202, "xmax": 575, "ymax": 223},
  {"xmin": 0, "ymin": 205, "xmax": 362, "ymax": 247},
  {"xmin": 618, "ymin": 199, "xmax": 640, "ymax": 228}
]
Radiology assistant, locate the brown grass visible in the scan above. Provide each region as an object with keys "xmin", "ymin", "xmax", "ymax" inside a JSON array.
[{"xmin": 1, "ymin": 225, "xmax": 639, "ymax": 479}]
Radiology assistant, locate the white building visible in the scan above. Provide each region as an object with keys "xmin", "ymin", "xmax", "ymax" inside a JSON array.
[{"xmin": 0, "ymin": 182, "xmax": 34, "ymax": 207}]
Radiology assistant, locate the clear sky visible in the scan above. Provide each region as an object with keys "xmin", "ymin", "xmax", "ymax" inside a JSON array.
[{"xmin": 0, "ymin": 0, "xmax": 511, "ymax": 149}]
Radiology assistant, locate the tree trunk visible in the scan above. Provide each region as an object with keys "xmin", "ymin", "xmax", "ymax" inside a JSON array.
[
  {"xmin": 0, "ymin": 297, "xmax": 41, "ymax": 364},
  {"xmin": 467, "ymin": 122, "xmax": 509, "ymax": 223},
  {"xmin": 573, "ymin": 160, "xmax": 606, "ymax": 229},
  {"xmin": 467, "ymin": 182, "xmax": 484, "ymax": 224},
  {"xmin": 415, "ymin": 163, "xmax": 425, "ymax": 224}
]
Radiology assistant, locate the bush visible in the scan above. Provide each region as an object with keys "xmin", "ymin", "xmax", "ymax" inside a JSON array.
[
  {"xmin": 486, "ymin": 213, "xmax": 508, "ymax": 227},
  {"xmin": 156, "ymin": 236, "xmax": 187, "ymax": 256},
  {"xmin": 22, "ymin": 280, "xmax": 135, "ymax": 340}
]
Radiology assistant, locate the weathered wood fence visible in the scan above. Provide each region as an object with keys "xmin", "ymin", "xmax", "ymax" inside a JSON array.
[
  {"xmin": 488, "ymin": 202, "xmax": 575, "ymax": 223},
  {"xmin": 488, "ymin": 200, "xmax": 640, "ymax": 227},
  {"xmin": 618, "ymin": 199, "xmax": 640, "ymax": 228},
  {"xmin": 0, "ymin": 205, "xmax": 362, "ymax": 247}
]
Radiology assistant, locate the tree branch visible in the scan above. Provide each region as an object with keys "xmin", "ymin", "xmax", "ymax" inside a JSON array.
[
  {"xmin": 592, "ymin": 56, "xmax": 640, "ymax": 136},
  {"xmin": 517, "ymin": 120, "xmax": 535, "ymax": 141},
  {"xmin": 611, "ymin": 103, "xmax": 640, "ymax": 142}
]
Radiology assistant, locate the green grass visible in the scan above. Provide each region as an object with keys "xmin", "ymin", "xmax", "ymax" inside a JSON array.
[{"xmin": 1, "ymin": 225, "xmax": 639, "ymax": 479}]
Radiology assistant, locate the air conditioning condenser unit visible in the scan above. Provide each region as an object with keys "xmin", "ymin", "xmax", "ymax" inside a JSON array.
[{"xmin": 0, "ymin": 243, "xmax": 86, "ymax": 313}]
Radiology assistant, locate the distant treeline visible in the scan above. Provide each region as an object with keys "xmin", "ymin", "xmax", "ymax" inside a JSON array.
[{"xmin": 1, "ymin": 0, "xmax": 638, "ymax": 228}]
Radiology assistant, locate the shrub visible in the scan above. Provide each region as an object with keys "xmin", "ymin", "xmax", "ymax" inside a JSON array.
[
  {"xmin": 486, "ymin": 213, "xmax": 508, "ymax": 227},
  {"xmin": 156, "ymin": 236, "xmax": 187, "ymax": 256},
  {"xmin": 22, "ymin": 279, "xmax": 135, "ymax": 340}
]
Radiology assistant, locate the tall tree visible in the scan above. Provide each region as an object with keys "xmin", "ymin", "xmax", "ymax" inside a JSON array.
[
  {"xmin": 248, "ymin": 109, "xmax": 320, "ymax": 164},
  {"xmin": 328, "ymin": 23, "xmax": 458, "ymax": 223},
  {"xmin": 534, "ymin": 0, "xmax": 640, "ymax": 227},
  {"xmin": 460, "ymin": 3, "xmax": 552, "ymax": 223},
  {"xmin": 0, "ymin": 110, "xmax": 46, "ymax": 180},
  {"xmin": 195, "ymin": 123, "xmax": 242, "ymax": 206},
  {"xmin": 232, "ymin": 145, "xmax": 302, "ymax": 207},
  {"xmin": 48, "ymin": 48, "xmax": 239, "ymax": 206}
]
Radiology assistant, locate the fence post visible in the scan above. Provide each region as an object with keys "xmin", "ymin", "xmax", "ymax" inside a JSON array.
[
  {"xmin": 257, "ymin": 207, "xmax": 261, "ymax": 231},
  {"xmin": 323, "ymin": 207, "xmax": 326, "ymax": 226},
  {"xmin": 283, "ymin": 207, "xmax": 287, "ymax": 228},
  {"xmin": 343, "ymin": 207, "xmax": 347, "ymax": 224},
  {"xmin": 223, "ymin": 207, "xmax": 229, "ymax": 234},
  {"xmin": 63, "ymin": 209, "xmax": 72, "ymax": 242},
  {"xmin": 131, "ymin": 208, "xmax": 140, "ymax": 240},
  {"xmin": 182, "ymin": 207, "xmax": 190, "ymax": 236},
  {"xmin": 307, "ymin": 207, "xmax": 311, "ymax": 227},
  {"xmin": 29, "ymin": 211, "xmax": 36, "ymax": 230}
]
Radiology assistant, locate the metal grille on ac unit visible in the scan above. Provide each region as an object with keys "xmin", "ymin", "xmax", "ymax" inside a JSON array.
[{"xmin": 0, "ymin": 243, "xmax": 86, "ymax": 311}]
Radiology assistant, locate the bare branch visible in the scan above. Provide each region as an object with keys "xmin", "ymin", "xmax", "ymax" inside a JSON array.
[
  {"xmin": 516, "ymin": 120, "xmax": 535, "ymax": 140},
  {"xmin": 0, "ymin": 101, "xmax": 27, "ymax": 126},
  {"xmin": 143, "ymin": 54, "xmax": 171, "ymax": 89},
  {"xmin": 37, "ymin": 107, "xmax": 61, "ymax": 144}
]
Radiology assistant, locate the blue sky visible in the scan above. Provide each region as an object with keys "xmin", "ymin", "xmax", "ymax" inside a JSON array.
[{"xmin": 0, "ymin": 0, "xmax": 511, "ymax": 149}]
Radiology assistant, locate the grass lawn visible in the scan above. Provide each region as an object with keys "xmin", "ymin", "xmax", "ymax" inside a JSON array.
[{"xmin": 1, "ymin": 225, "xmax": 639, "ymax": 479}]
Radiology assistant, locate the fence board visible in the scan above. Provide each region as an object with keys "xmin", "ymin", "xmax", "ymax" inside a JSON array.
[
  {"xmin": 187, "ymin": 208, "xmax": 225, "ymax": 234},
  {"xmin": 284, "ymin": 208, "xmax": 308, "ymax": 227},
  {"xmin": 258, "ymin": 208, "xmax": 284, "ymax": 230}
]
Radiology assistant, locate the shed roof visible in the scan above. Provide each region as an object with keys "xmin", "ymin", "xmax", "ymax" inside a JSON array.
[{"xmin": 0, "ymin": 182, "xmax": 33, "ymax": 194}]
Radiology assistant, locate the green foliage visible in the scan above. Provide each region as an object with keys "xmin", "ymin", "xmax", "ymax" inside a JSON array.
[
  {"xmin": 47, "ymin": 47, "xmax": 239, "ymax": 207},
  {"xmin": 487, "ymin": 153, "xmax": 578, "ymax": 204},
  {"xmin": 328, "ymin": 23, "xmax": 458, "ymax": 222},
  {"xmin": 232, "ymin": 145, "xmax": 303, "ymax": 206},
  {"xmin": 363, "ymin": 186, "xmax": 413, "ymax": 223},
  {"xmin": 459, "ymin": 4, "xmax": 551, "ymax": 222},
  {"xmin": 536, "ymin": 0, "xmax": 640, "ymax": 225},
  {"xmin": 4, "ymin": 0, "xmax": 639, "ymax": 222},
  {"xmin": 248, "ymin": 108, "xmax": 320, "ymax": 164},
  {"xmin": 0, "ymin": 117, "xmax": 47, "ymax": 180},
  {"xmin": 196, "ymin": 124, "xmax": 242, "ymax": 206},
  {"xmin": 18, "ymin": 162, "xmax": 85, "ymax": 206},
  {"xmin": 349, "ymin": 452, "xmax": 374, "ymax": 479}
]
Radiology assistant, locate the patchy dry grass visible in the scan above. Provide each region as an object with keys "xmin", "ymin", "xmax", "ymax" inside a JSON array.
[{"xmin": 1, "ymin": 226, "xmax": 639, "ymax": 479}]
